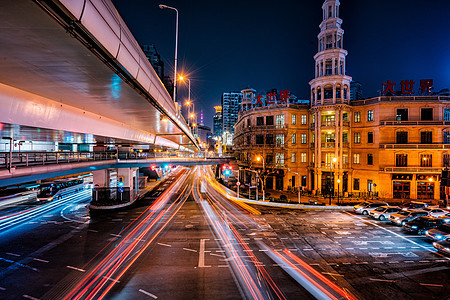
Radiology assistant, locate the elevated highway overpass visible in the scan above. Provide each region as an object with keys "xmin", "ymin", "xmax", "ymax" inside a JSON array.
[{"xmin": 0, "ymin": 0, "xmax": 199, "ymax": 153}]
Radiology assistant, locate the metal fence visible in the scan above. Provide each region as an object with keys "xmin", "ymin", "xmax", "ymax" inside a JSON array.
[{"xmin": 91, "ymin": 187, "xmax": 135, "ymax": 206}]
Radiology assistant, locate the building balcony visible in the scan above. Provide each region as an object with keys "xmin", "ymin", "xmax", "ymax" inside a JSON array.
[
  {"xmin": 381, "ymin": 166, "xmax": 443, "ymax": 174},
  {"xmin": 241, "ymin": 124, "xmax": 287, "ymax": 133},
  {"xmin": 380, "ymin": 144, "xmax": 450, "ymax": 150},
  {"xmin": 321, "ymin": 120, "xmax": 335, "ymax": 127},
  {"xmin": 380, "ymin": 120, "xmax": 450, "ymax": 126},
  {"xmin": 321, "ymin": 142, "xmax": 335, "ymax": 148}
]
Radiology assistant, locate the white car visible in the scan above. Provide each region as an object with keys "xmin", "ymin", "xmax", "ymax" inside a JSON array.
[
  {"xmin": 353, "ymin": 202, "xmax": 389, "ymax": 215},
  {"xmin": 423, "ymin": 208, "xmax": 448, "ymax": 217},
  {"xmin": 369, "ymin": 206, "xmax": 401, "ymax": 221},
  {"xmin": 426, "ymin": 224, "xmax": 450, "ymax": 242}
]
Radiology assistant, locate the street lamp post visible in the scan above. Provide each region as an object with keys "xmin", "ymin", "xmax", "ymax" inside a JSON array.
[
  {"xmin": 337, "ymin": 179, "xmax": 341, "ymax": 205},
  {"xmin": 256, "ymin": 155, "xmax": 265, "ymax": 201},
  {"xmin": 159, "ymin": 4, "xmax": 178, "ymax": 104}
]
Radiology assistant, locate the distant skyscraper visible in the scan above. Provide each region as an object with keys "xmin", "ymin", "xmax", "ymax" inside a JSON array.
[
  {"xmin": 221, "ymin": 91, "xmax": 243, "ymax": 136},
  {"xmin": 141, "ymin": 44, "xmax": 173, "ymax": 97},
  {"xmin": 213, "ymin": 106, "xmax": 223, "ymax": 139},
  {"xmin": 350, "ymin": 81, "xmax": 363, "ymax": 100}
]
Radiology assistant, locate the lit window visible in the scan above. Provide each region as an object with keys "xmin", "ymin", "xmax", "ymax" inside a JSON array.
[
  {"xmin": 276, "ymin": 114, "xmax": 285, "ymax": 127},
  {"xmin": 367, "ymin": 110, "xmax": 374, "ymax": 122},
  {"xmin": 354, "ymin": 111, "xmax": 361, "ymax": 123},
  {"xmin": 301, "ymin": 153, "xmax": 307, "ymax": 163},
  {"xmin": 354, "ymin": 132, "xmax": 361, "ymax": 144},
  {"xmin": 301, "ymin": 134, "xmax": 307, "ymax": 144},
  {"xmin": 301, "ymin": 115, "xmax": 307, "ymax": 125},
  {"xmin": 292, "ymin": 133, "xmax": 296, "ymax": 144},
  {"xmin": 353, "ymin": 153, "xmax": 360, "ymax": 164},
  {"xmin": 275, "ymin": 153, "xmax": 284, "ymax": 165},
  {"xmin": 292, "ymin": 114, "xmax": 297, "ymax": 125},
  {"xmin": 291, "ymin": 153, "xmax": 296, "ymax": 163},
  {"xmin": 276, "ymin": 134, "xmax": 284, "ymax": 146}
]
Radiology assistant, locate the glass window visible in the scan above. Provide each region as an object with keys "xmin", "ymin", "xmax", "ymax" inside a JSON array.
[
  {"xmin": 353, "ymin": 154, "xmax": 360, "ymax": 164},
  {"xmin": 312, "ymin": 133, "xmax": 315, "ymax": 143},
  {"xmin": 301, "ymin": 134, "xmax": 307, "ymax": 144},
  {"xmin": 343, "ymin": 132, "xmax": 348, "ymax": 143},
  {"xmin": 396, "ymin": 131, "xmax": 408, "ymax": 144},
  {"xmin": 256, "ymin": 117, "xmax": 264, "ymax": 126},
  {"xmin": 343, "ymin": 112, "xmax": 348, "ymax": 121},
  {"xmin": 275, "ymin": 153, "xmax": 284, "ymax": 165},
  {"xmin": 421, "ymin": 108, "xmax": 433, "ymax": 121},
  {"xmin": 444, "ymin": 132, "xmax": 450, "ymax": 144},
  {"xmin": 354, "ymin": 132, "xmax": 361, "ymax": 144},
  {"xmin": 396, "ymin": 154, "xmax": 407, "ymax": 167},
  {"xmin": 276, "ymin": 114, "xmax": 285, "ymax": 127},
  {"xmin": 353, "ymin": 178, "xmax": 360, "ymax": 190},
  {"xmin": 301, "ymin": 153, "xmax": 307, "ymax": 163},
  {"xmin": 445, "ymin": 109, "xmax": 450, "ymax": 121},
  {"xmin": 292, "ymin": 114, "xmax": 297, "ymax": 125},
  {"xmin": 291, "ymin": 153, "xmax": 296, "ymax": 163},
  {"xmin": 266, "ymin": 134, "xmax": 274, "ymax": 144},
  {"xmin": 444, "ymin": 154, "xmax": 450, "ymax": 167},
  {"xmin": 354, "ymin": 111, "xmax": 361, "ymax": 123},
  {"xmin": 292, "ymin": 133, "xmax": 296, "ymax": 144},
  {"xmin": 368, "ymin": 180, "xmax": 373, "ymax": 192},
  {"xmin": 276, "ymin": 134, "xmax": 284, "ymax": 146},
  {"xmin": 301, "ymin": 115, "xmax": 307, "ymax": 125},
  {"xmin": 246, "ymin": 135, "xmax": 251, "ymax": 145},
  {"xmin": 396, "ymin": 109, "xmax": 408, "ymax": 121},
  {"xmin": 256, "ymin": 135, "xmax": 264, "ymax": 145},
  {"xmin": 343, "ymin": 153, "xmax": 348, "ymax": 165},
  {"xmin": 367, "ymin": 110, "xmax": 374, "ymax": 122},
  {"xmin": 420, "ymin": 131, "xmax": 432, "ymax": 144},
  {"xmin": 420, "ymin": 154, "xmax": 432, "ymax": 167},
  {"xmin": 367, "ymin": 154, "xmax": 373, "ymax": 165},
  {"xmin": 302, "ymin": 176, "xmax": 307, "ymax": 187},
  {"xmin": 368, "ymin": 132, "xmax": 373, "ymax": 143},
  {"xmin": 266, "ymin": 116, "xmax": 274, "ymax": 125}
]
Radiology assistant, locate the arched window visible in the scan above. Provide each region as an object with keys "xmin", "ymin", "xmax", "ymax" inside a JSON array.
[
  {"xmin": 336, "ymin": 84, "xmax": 341, "ymax": 100},
  {"xmin": 443, "ymin": 129, "xmax": 450, "ymax": 144}
]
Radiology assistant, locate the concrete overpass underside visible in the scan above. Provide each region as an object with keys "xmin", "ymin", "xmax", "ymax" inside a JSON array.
[{"xmin": 0, "ymin": 0, "xmax": 198, "ymax": 151}]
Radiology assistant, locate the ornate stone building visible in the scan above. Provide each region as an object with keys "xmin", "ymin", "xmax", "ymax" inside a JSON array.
[{"xmin": 234, "ymin": 0, "xmax": 450, "ymax": 201}]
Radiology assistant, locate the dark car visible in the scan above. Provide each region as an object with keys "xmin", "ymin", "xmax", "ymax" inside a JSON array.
[
  {"xmin": 433, "ymin": 238, "xmax": 450, "ymax": 256},
  {"xmin": 400, "ymin": 201, "xmax": 428, "ymax": 211},
  {"xmin": 403, "ymin": 216, "xmax": 445, "ymax": 235}
]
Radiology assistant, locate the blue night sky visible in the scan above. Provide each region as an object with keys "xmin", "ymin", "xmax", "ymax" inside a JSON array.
[{"xmin": 112, "ymin": 0, "xmax": 450, "ymax": 128}]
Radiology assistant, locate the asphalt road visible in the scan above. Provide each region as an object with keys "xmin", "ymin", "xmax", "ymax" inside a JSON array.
[{"xmin": 0, "ymin": 166, "xmax": 448, "ymax": 299}]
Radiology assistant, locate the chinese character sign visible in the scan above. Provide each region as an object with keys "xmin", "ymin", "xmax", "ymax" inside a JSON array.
[{"xmin": 381, "ymin": 79, "xmax": 434, "ymax": 96}]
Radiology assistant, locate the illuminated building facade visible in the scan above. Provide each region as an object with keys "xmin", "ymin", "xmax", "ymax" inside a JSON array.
[{"xmin": 233, "ymin": 0, "xmax": 450, "ymax": 201}]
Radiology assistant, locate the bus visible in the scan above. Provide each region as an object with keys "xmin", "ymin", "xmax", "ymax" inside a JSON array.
[
  {"xmin": 37, "ymin": 178, "xmax": 85, "ymax": 201},
  {"xmin": 0, "ymin": 186, "xmax": 37, "ymax": 208}
]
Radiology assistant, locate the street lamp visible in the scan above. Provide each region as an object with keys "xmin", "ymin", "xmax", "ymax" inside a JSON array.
[
  {"xmin": 159, "ymin": 4, "xmax": 179, "ymax": 104},
  {"xmin": 256, "ymin": 155, "xmax": 266, "ymax": 201},
  {"xmin": 337, "ymin": 179, "xmax": 341, "ymax": 205},
  {"xmin": 179, "ymin": 75, "xmax": 191, "ymax": 119},
  {"xmin": 329, "ymin": 157, "xmax": 337, "ymax": 205}
]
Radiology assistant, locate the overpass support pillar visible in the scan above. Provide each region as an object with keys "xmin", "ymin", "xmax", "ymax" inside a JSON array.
[{"xmin": 117, "ymin": 167, "xmax": 139, "ymax": 195}]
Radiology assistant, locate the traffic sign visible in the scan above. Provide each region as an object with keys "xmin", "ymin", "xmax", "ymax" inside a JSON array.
[
  {"xmin": 118, "ymin": 187, "xmax": 124, "ymax": 193},
  {"xmin": 236, "ymin": 182, "xmax": 241, "ymax": 186}
]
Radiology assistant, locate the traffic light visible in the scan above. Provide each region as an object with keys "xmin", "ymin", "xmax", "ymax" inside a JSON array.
[
  {"xmin": 151, "ymin": 165, "xmax": 156, "ymax": 170},
  {"xmin": 222, "ymin": 165, "xmax": 232, "ymax": 176},
  {"xmin": 118, "ymin": 176, "xmax": 124, "ymax": 187}
]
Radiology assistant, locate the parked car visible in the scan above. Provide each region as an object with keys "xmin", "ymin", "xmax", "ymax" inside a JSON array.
[
  {"xmin": 425, "ymin": 224, "xmax": 450, "ymax": 242},
  {"xmin": 389, "ymin": 210, "xmax": 429, "ymax": 226},
  {"xmin": 369, "ymin": 206, "xmax": 401, "ymax": 221},
  {"xmin": 353, "ymin": 202, "xmax": 389, "ymax": 215},
  {"xmin": 437, "ymin": 213, "xmax": 450, "ymax": 224},
  {"xmin": 403, "ymin": 216, "xmax": 445, "ymax": 235},
  {"xmin": 423, "ymin": 208, "xmax": 448, "ymax": 217},
  {"xmin": 433, "ymin": 238, "xmax": 450, "ymax": 256},
  {"xmin": 400, "ymin": 201, "xmax": 428, "ymax": 211}
]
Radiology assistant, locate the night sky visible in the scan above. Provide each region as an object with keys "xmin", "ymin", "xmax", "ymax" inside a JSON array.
[{"xmin": 111, "ymin": 0, "xmax": 450, "ymax": 128}]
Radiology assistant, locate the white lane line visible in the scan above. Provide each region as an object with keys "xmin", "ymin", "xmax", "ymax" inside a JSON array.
[
  {"xmin": 369, "ymin": 278, "xmax": 395, "ymax": 283},
  {"xmin": 373, "ymin": 262, "xmax": 383, "ymax": 264},
  {"xmin": 110, "ymin": 233, "xmax": 122, "ymax": 237},
  {"xmin": 23, "ymin": 295, "xmax": 39, "ymax": 300},
  {"xmin": 419, "ymin": 260, "xmax": 430, "ymax": 263},
  {"xmin": 218, "ymin": 265, "xmax": 229, "ymax": 267},
  {"xmin": 259, "ymin": 249, "xmax": 268, "ymax": 252},
  {"xmin": 322, "ymin": 272, "xmax": 344, "ymax": 277},
  {"xmin": 33, "ymin": 258, "xmax": 49, "ymax": 263},
  {"xmin": 210, "ymin": 253, "xmax": 226, "ymax": 258},
  {"xmin": 5, "ymin": 253, "xmax": 20, "ymax": 257},
  {"xmin": 88, "ymin": 229, "xmax": 98, "ymax": 233},
  {"xmin": 139, "ymin": 289, "xmax": 158, "ymax": 299},
  {"xmin": 183, "ymin": 248, "xmax": 198, "ymax": 253},
  {"xmin": 419, "ymin": 283, "xmax": 444, "ymax": 287},
  {"xmin": 157, "ymin": 243, "xmax": 172, "ymax": 247},
  {"xmin": 102, "ymin": 276, "xmax": 120, "ymax": 283},
  {"xmin": 198, "ymin": 239, "xmax": 211, "ymax": 268},
  {"xmin": 342, "ymin": 262, "xmax": 351, "ymax": 265},
  {"xmin": 344, "ymin": 212, "xmax": 450, "ymax": 260},
  {"xmin": 0, "ymin": 287, "xmax": 5, "ymax": 290},
  {"xmin": 66, "ymin": 266, "xmax": 85, "ymax": 272}
]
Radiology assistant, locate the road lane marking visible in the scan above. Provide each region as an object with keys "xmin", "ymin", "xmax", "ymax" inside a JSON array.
[
  {"xmin": 0, "ymin": 287, "xmax": 5, "ymax": 290},
  {"xmin": 110, "ymin": 233, "xmax": 122, "ymax": 237},
  {"xmin": 157, "ymin": 243, "xmax": 172, "ymax": 247},
  {"xmin": 23, "ymin": 295, "xmax": 39, "ymax": 300},
  {"xmin": 88, "ymin": 229, "xmax": 98, "ymax": 233},
  {"xmin": 322, "ymin": 272, "xmax": 344, "ymax": 277},
  {"xmin": 66, "ymin": 266, "xmax": 85, "ymax": 272},
  {"xmin": 420, "ymin": 283, "xmax": 444, "ymax": 287},
  {"xmin": 344, "ymin": 212, "xmax": 450, "ymax": 260},
  {"xmin": 32, "ymin": 258, "xmax": 49, "ymax": 263},
  {"xmin": 198, "ymin": 239, "xmax": 211, "ymax": 268},
  {"xmin": 183, "ymin": 248, "xmax": 198, "ymax": 253},
  {"xmin": 139, "ymin": 289, "xmax": 157, "ymax": 299},
  {"xmin": 369, "ymin": 278, "xmax": 394, "ymax": 283},
  {"xmin": 5, "ymin": 253, "xmax": 20, "ymax": 257}
]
